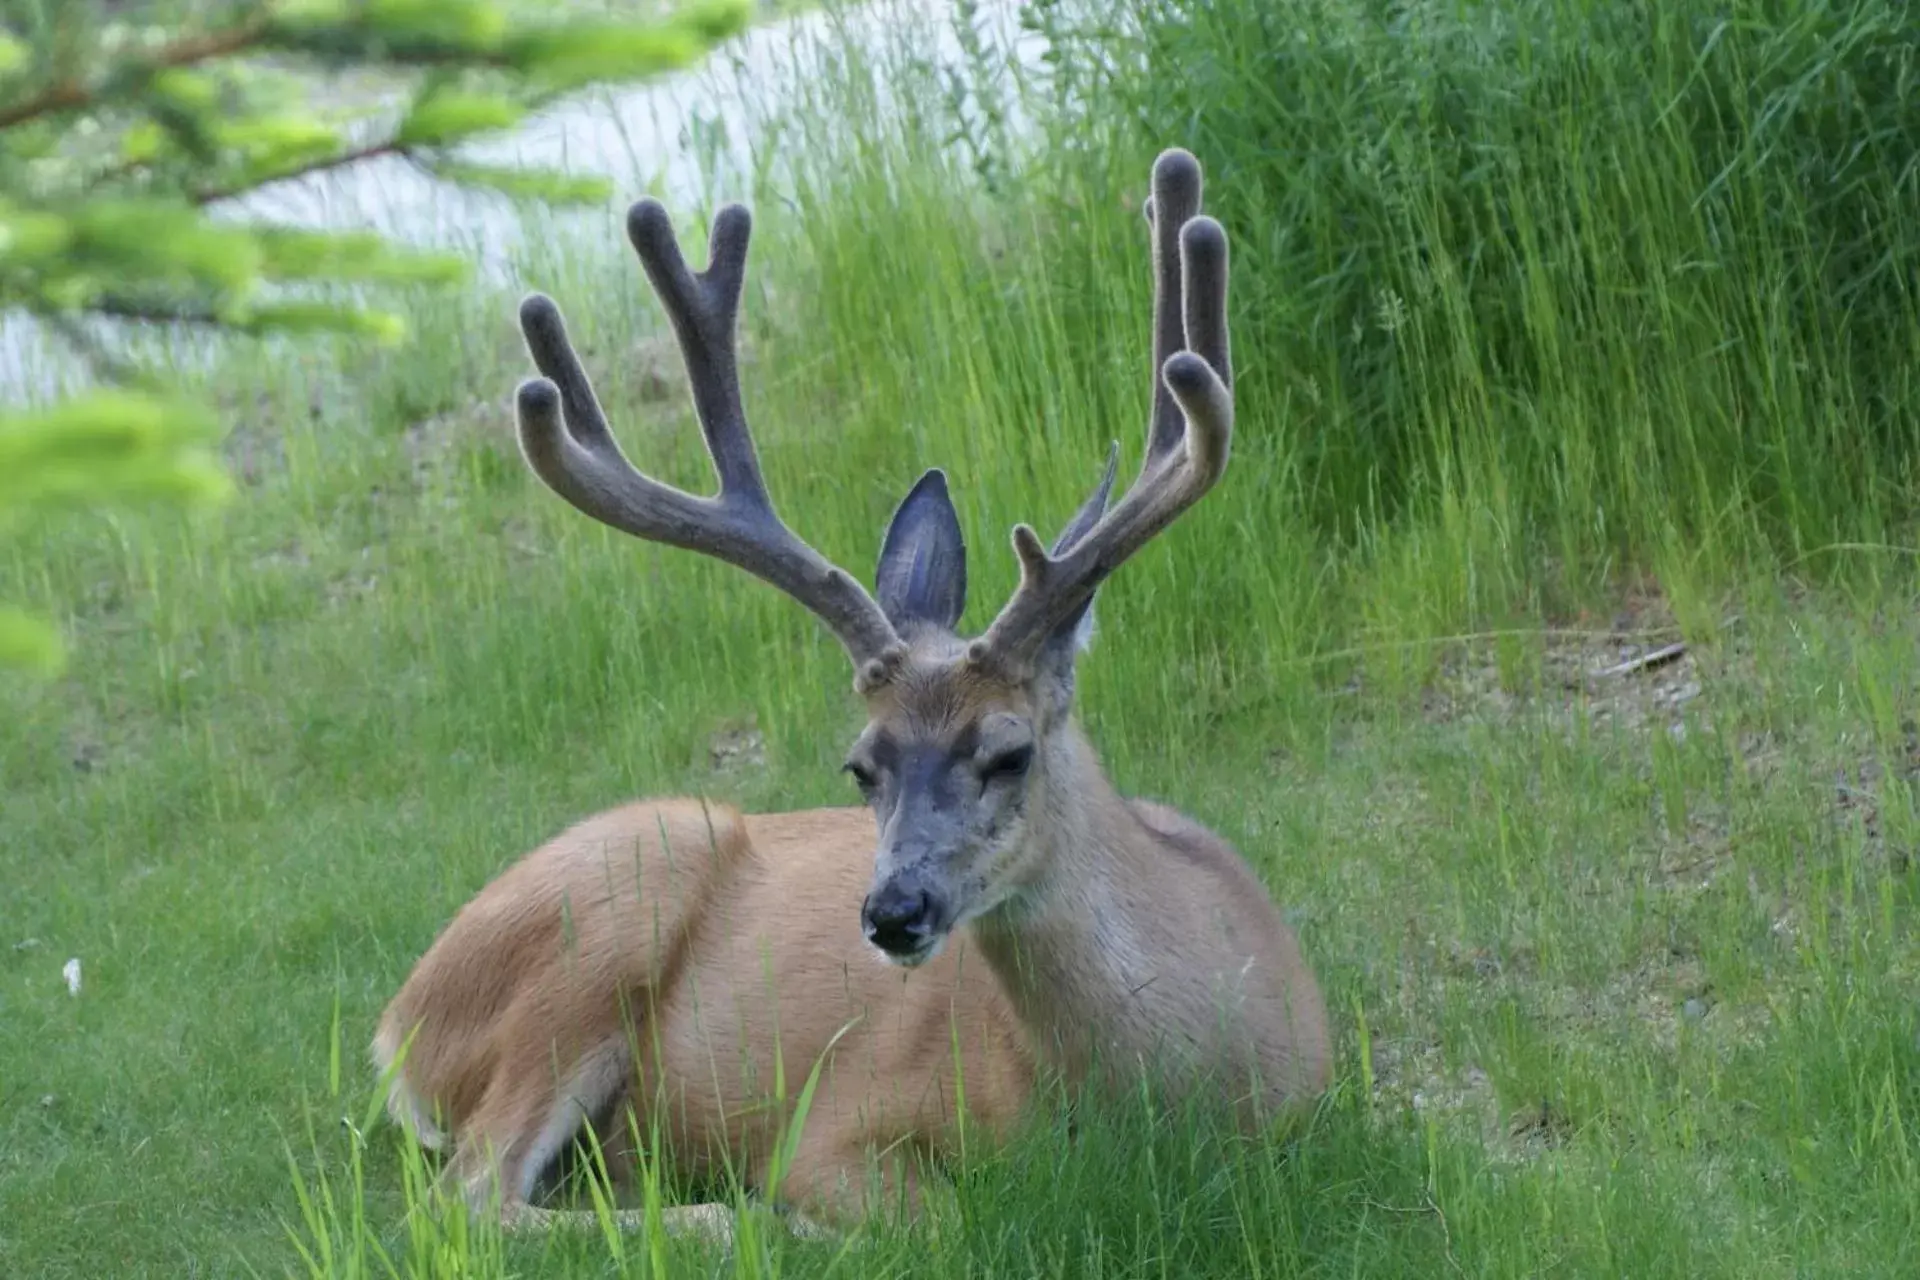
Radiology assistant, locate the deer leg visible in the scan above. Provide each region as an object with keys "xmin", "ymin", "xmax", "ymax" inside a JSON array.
[
  {"xmin": 444, "ymin": 1035, "xmax": 633, "ymax": 1217},
  {"xmin": 758, "ymin": 1102, "xmax": 927, "ymax": 1242},
  {"xmin": 501, "ymin": 1201, "xmax": 743, "ymax": 1243},
  {"xmin": 502, "ymin": 1198, "xmax": 845, "ymax": 1246},
  {"xmin": 503, "ymin": 1121, "xmax": 925, "ymax": 1246}
]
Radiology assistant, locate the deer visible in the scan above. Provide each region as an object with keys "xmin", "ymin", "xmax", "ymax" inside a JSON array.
[{"xmin": 372, "ymin": 148, "xmax": 1331, "ymax": 1242}]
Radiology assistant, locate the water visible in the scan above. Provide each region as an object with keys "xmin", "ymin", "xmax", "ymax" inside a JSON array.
[{"xmin": 0, "ymin": 0, "xmax": 1047, "ymax": 406}]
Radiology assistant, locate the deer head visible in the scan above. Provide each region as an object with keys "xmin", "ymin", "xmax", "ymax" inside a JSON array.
[{"xmin": 514, "ymin": 148, "xmax": 1233, "ymax": 969}]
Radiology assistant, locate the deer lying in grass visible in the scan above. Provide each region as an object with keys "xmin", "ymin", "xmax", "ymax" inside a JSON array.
[{"xmin": 374, "ymin": 148, "xmax": 1331, "ymax": 1239}]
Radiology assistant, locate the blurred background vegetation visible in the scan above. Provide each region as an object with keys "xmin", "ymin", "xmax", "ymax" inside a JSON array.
[{"xmin": 0, "ymin": 0, "xmax": 751, "ymax": 673}]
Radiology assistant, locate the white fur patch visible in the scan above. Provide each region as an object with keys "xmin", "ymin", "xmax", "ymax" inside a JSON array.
[
  {"xmin": 1072, "ymin": 608, "xmax": 1097, "ymax": 653},
  {"xmin": 371, "ymin": 1021, "xmax": 447, "ymax": 1151},
  {"xmin": 513, "ymin": 1040, "xmax": 632, "ymax": 1203}
]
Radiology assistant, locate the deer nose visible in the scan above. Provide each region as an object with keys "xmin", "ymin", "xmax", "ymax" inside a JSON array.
[{"xmin": 862, "ymin": 882, "xmax": 938, "ymax": 957}]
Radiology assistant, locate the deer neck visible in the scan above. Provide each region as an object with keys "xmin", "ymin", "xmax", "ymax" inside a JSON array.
[{"xmin": 965, "ymin": 719, "xmax": 1197, "ymax": 1085}]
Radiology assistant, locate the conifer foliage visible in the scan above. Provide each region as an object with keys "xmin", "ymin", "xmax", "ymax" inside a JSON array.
[{"xmin": 0, "ymin": 0, "xmax": 747, "ymax": 672}]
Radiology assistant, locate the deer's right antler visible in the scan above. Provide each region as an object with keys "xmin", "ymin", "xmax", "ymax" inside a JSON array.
[
  {"xmin": 970, "ymin": 148, "xmax": 1235, "ymax": 676},
  {"xmin": 514, "ymin": 200, "xmax": 906, "ymax": 681}
]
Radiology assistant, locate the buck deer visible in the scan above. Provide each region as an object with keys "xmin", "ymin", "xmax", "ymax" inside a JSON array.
[{"xmin": 373, "ymin": 148, "xmax": 1330, "ymax": 1240}]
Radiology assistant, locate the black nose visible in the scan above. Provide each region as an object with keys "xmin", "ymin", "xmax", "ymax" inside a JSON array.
[{"xmin": 862, "ymin": 882, "xmax": 937, "ymax": 956}]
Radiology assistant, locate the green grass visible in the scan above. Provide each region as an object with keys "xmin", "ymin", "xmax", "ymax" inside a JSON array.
[{"xmin": 4, "ymin": 0, "xmax": 1919, "ymax": 1274}]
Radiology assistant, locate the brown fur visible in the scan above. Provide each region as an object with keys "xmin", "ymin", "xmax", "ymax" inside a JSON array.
[
  {"xmin": 375, "ymin": 794, "xmax": 1036, "ymax": 1219},
  {"xmin": 376, "ymin": 650, "xmax": 1330, "ymax": 1228}
]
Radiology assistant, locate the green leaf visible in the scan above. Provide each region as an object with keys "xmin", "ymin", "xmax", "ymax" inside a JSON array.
[
  {"xmin": 429, "ymin": 160, "xmax": 611, "ymax": 204},
  {"xmin": 268, "ymin": 0, "xmax": 353, "ymax": 23},
  {"xmin": 252, "ymin": 227, "xmax": 466, "ymax": 285},
  {"xmin": 675, "ymin": 0, "xmax": 758, "ymax": 43},
  {"xmin": 506, "ymin": 17, "xmax": 724, "ymax": 87},
  {"xmin": 121, "ymin": 120, "xmax": 170, "ymax": 164},
  {"xmin": 216, "ymin": 114, "xmax": 344, "ymax": 167},
  {"xmin": 505, "ymin": 1, "xmax": 751, "ymax": 88},
  {"xmin": 233, "ymin": 300, "xmax": 408, "ymax": 344},
  {"xmin": 365, "ymin": 0, "xmax": 509, "ymax": 52},
  {"xmin": 397, "ymin": 88, "xmax": 523, "ymax": 146},
  {"xmin": 0, "ymin": 390, "xmax": 232, "ymax": 514},
  {"xmin": 66, "ymin": 201, "xmax": 265, "ymax": 295},
  {"xmin": 0, "ymin": 206, "xmax": 73, "ymax": 264},
  {"xmin": 151, "ymin": 67, "xmax": 221, "ymax": 112},
  {"xmin": 0, "ymin": 607, "xmax": 63, "ymax": 676},
  {"xmin": 0, "ymin": 32, "xmax": 29, "ymax": 78}
]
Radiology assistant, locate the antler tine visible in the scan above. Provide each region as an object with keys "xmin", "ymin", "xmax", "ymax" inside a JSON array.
[
  {"xmin": 1143, "ymin": 148, "xmax": 1208, "ymax": 469},
  {"xmin": 970, "ymin": 148, "xmax": 1234, "ymax": 675},
  {"xmin": 624, "ymin": 200, "xmax": 765, "ymax": 507},
  {"xmin": 514, "ymin": 201, "xmax": 904, "ymax": 677}
]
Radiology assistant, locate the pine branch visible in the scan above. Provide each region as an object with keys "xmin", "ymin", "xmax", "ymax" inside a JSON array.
[
  {"xmin": 84, "ymin": 295, "xmax": 226, "ymax": 327},
  {"xmin": 191, "ymin": 139, "xmax": 415, "ymax": 206},
  {"xmin": 0, "ymin": 19, "xmax": 270, "ymax": 131}
]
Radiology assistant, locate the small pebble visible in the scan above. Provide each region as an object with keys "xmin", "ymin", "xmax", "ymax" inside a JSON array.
[{"xmin": 1682, "ymin": 998, "xmax": 1708, "ymax": 1021}]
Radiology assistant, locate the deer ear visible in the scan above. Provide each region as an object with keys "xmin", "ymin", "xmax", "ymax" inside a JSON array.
[
  {"xmin": 1041, "ymin": 443, "xmax": 1120, "ymax": 658},
  {"xmin": 876, "ymin": 469, "xmax": 968, "ymax": 633}
]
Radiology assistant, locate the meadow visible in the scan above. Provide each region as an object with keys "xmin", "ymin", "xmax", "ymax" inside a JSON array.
[{"xmin": 3, "ymin": 0, "xmax": 1918, "ymax": 1275}]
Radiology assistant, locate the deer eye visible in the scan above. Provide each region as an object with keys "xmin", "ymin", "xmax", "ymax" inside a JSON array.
[
  {"xmin": 980, "ymin": 744, "xmax": 1033, "ymax": 783},
  {"xmin": 843, "ymin": 760, "xmax": 879, "ymax": 793}
]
